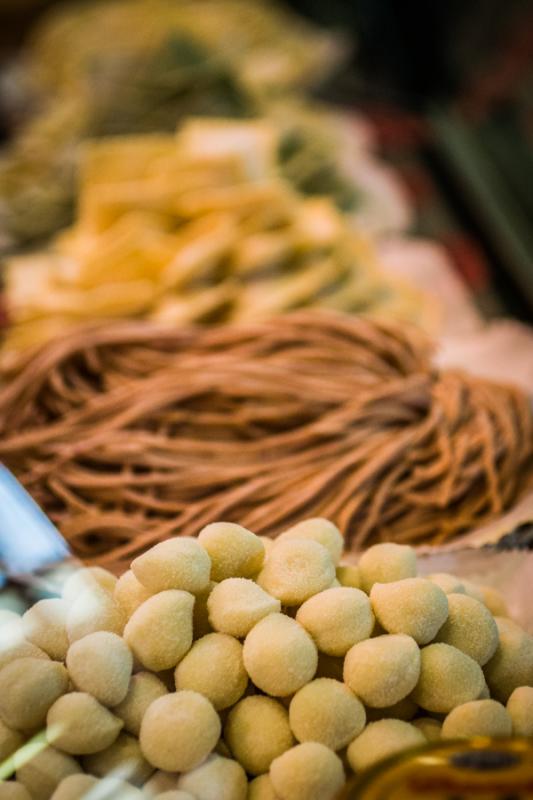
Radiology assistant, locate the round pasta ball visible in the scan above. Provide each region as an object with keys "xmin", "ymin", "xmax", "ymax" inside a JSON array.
[
  {"xmin": 336, "ymin": 563, "xmax": 361, "ymax": 589},
  {"xmin": 225, "ymin": 695, "xmax": 294, "ymax": 775},
  {"xmin": 248, "ymin": 774, "xmax": 278, "ymax": 800},
  {"xmin": 175, "ymin": 633, "xmax": 247, "ymax": 710},
  {"xmin": 270, "ymin": 742, "xmax": 344, "ymax": 800},
  {"xmin": 178, "ymin": 754, "xmax": 247, "ymax": 800},
  {"xmin": 344, "ymin": 634, "xmax": 420, "ymax": 708},
  {"xmin": 0, "ymin": 719, "xmax": 24, "ymax": 761},
  {"xmin": 412, "ymin": 717, "xmax": 442, "ymax": 741},
  {"xmin": 435, "ymin": 594, "xmax": 498, "ymax": 666},
  {"xmin": 259, "ymin": 537, "xmax": 275, "ymax": 556},
  {"xmin": 131, "ymin": 538, "xmax": 211, "ymax": 594},
  {"xmin": 47, "ymin": 692, "xmax": 123, "ymax": 755},
  {"xmin": 257, "ymin": 539, "xmax": 335, "ymax": 606},
  {"xmin": 22, "ymin": 599, "xmax": 68, "ymax": 661},
  {"xmin": 358, "ymin": 544, "xmax": 417, "ymax": 594},
  {"xmin": 296, "ymin": 587, "xmax": 373, "ymax": 657},
  {"xmin": 370, "ymin": 578, "xmax": 449, "ymax": 645},
  {"xmin": 278, "ymin": 519, "xmax": 343, "ymax": 566},
  {"xmin": 193, "ymin": 581, "xmax": 217, "ymax": 639},
  {"xmin": 123, "ymin": 590, "xmax": 194, "ymax": 671},
  {"xmin": 412, "ymin": 643, "xmax": 485, "ymax": 713},
  {"xmin": 207, "ymin": 579, "xmax": 280, "ymax": 638},
  {"xmin": 507, "ymin": 686, "xmax": 533, "ymax": 736},
  {"xmin": 50, "ymin": 775, "xmax": 98, "ymax": 800},
  {"xmin": 114, "ymin": 571, "xmax": 153, "ymax": 618},
  {"xmin": 484, "ymin": 618, "xmax": 533, "ymax": 702},
  {"xmin": 15, "ymin": 747, "xmax": 81, "ymax": 800},
  {"xmin": 140, "ymin": 691, "xmax": 220, "ymax": 772},
  {"xmin": 66, "ymin": 586, "xmax": 125, "ymax": 643},
  {"xmin": 0, "ymin": 622, "xmax": 49, "ymax": 671},
  {"xmin": 243, "ymin": 614, "xmax": 317, "ymax": 697},
  {"xmin": 83, "ymin": 732, "xmax": 153, "ymax": 785},
  {"xmin": 427, "ymin": 574, "xmax": 465, "ymax": 595},
  {"xmin": 66, "ymin": 631, "xmax": 132, "ymax": 707},
  {"xmin": 62, "ymin": 567, "xmax": 117, "ymax": 604},
  {"xmin": 480, "ymin": 586, "xmax": 508, "ymax": 617},
  {"xmin": 289, "ymin": 679, "xmax": 366, "ymax": 751},
  {"xmin": 114, "ymin": 672, "xmax": 168, "ymax": 736},
  {"xmin": 0, "ymin": 657, "xmax": 69, "ymax": 731},
  {"xmin": 347, "ymin": 720, "xmax": 425, "ymax": 772},
  {"xmin": 198, "ymin": 523, "xmax": 265, "ymax": 581},
  {"xmin": 442, "ymin": 699, "xmax": 512, "ymax": 739}
]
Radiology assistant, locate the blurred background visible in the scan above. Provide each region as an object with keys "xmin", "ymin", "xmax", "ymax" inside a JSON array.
[{"xmin": 0, "ymin": 0, "xmax": 532, "ymax": 323}]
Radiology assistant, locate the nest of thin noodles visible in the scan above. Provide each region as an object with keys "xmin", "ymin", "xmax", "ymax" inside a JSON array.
[{"xmin": 0, "ymin": 311, "xmax": 531, "ymax": 573}]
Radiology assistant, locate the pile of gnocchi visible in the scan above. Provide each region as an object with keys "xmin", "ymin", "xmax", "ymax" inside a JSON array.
[{"xmin": 0, "ymin": 519, "xmax": 532, "ymax": 800}]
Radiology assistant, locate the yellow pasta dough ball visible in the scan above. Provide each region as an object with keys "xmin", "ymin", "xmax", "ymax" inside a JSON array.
[
  {"xmin": 22, "ymin": 599, "xmax": 69, "ymax": 662},
  {"xmin": 123, "ymin": 590, "xmax": 194, "ymax": 671},
  {"xmin": 114, "ymin": 571, "xmax": 153, "ymax": 618},
  {"xmin": 83, "ymin": 732, "xmax": 153, "ymax": 785},
  {"xmin": 0, "ymin": 783, "xmax": 32, "ymax": 800},
  {"xmin": 344, "ymin": 635, "xmax": 420, "ymax": 708},
  {"xmin": 507, "ymin": 686, "xmax": 533, "ymax": 736},
  {"xmin": 0, "ymin": 657, "xmax": 69, "ymax": 731},
  {"xmin": 370, "ymin": 578, "xmax": 449, "ymax": 645},
  {"xmin": 336, "ymin": 563, "xmax": 361, "ymax": 589},
  {"xmin": 50, "ymin": 775, "xmax": 98, "ymax": 800},
  {"xmin": 139, "ymin": 691, "xmax": 220, "ymax": 772},
  {"xmin": 427, "ymin": 573, "xmax": 465, "ymax": 595},
  {"xmin": 259, "ymin": 537, "xmax": 275, "ymax": 556},
  {"xmin": 198, "ymin": 523, "xmax": 265, "ymax": 582},
  {"xmin": 62, "ymin": 567, "xmax": 117, "ymax": 604},
  {"xmin": 270, "ymin": 742, "xmax": 344, "ymax": 800},
  {"xmin": 0, "ymin": 622, "xmax": 49, "ymax": 671},
  {"xmin": 435, "ymin": 593, "xmax": 498, "ymax": 666},
  {"xmin": 412, "ymin": 643, "xmax": 485, "ymax": 713},
  {"xmin": 247, "ymin": 774, "xmax": 279, "ymax": 800},
  {"xmin": 257, "ymin": 539, "xmax": 335, "ymax": 606},
  {"xmin": 66, "ymin": 585, "xmax": 125, "ymax": 643},
  {"xmin": 208, "ymin": 579, "xmax": 281, "ymax": 638},
  {"xmin": 131, "ymin": 538, "xmax": 211, "ymax": 594},
  {"xmin": 175, "ymin": 633, "xmax": 247, "ymax": 710},
  {"xmin": 412, "ymin": 717, "xmax": 442, "ymax": 741},
  {"xmin": 484, "ymin": 618, "xmax": 533, "ymax": 702},
  {"xmin": 114, "ymin": 672, "xmax": 168, "ymax": 736},
  {"xmin": 66, "ymin": 631, "xmax": 133, "ymax": 707},
  {"xmin": 278, "ymin": 519, "xmax": 343, "ymax": 566},
  {"xmin": 243, "ymin": 614, "xmax": 317, "ymax": 697},
  {"xmin": 225, "ymin": 695, "xmax": 294, "ymax": 775},
  {"xmin": 441, "ymin": 699, "xmax": 512, "ymax": 739},
  {"xmin": 296, "ymin": 587, "xmax": 374, "ymax": 657},
  {"xmin": 479, "ymin": 586, "xmax": 508, "ymax": 617},
  {"xmin": 289, "ymin": 678, "xmax": 366, "ymax": 751},
  {"xmin": 0, "ymin": 719, "xmax": 24, "ymax": 761},
  {"xmin": 47, "ymin": 692, "xmax": 123, "ymax": 755},
  {"xmin": 347, "ymin": 720, "xmax": 425, "ymax": 772},
  {"xmin": 15, "ymin": 747, "xmax": 81, "ymax": 800},
  {"xmin": 358, "ymin": 543, "xmax": 417, "ymax": 594},
  {"xmin": 177, "ymin": 754, "xmax": 247, "ymax": 800}
]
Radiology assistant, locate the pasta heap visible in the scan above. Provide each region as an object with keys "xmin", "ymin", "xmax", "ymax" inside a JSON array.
[
  {"xmin": 0, "ymin": 311, "xmax": 530, "ymax": 573},
  {"xmin": 1, "ymin": 119, "xmax": 428, "ymax": 365}
]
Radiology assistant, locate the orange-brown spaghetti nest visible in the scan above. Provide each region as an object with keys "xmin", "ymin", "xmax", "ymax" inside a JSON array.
[{"xmin": 0, "ymin": 311, "xmax": 531, "ymax": 573}]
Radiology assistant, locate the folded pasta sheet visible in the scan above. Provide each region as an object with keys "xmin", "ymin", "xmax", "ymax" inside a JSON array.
[{"xmin": 2, "ymin": 120, "xmax": 432, "ymax": 364}]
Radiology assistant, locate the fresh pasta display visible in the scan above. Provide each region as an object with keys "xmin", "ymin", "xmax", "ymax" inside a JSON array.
[
  {"xmin": 0, "ymin": 522, "xmax": 530, "ymax": 799},
  {"xmin": 0, "ymin": 312, "xmax": 530, "ymax": 572}
]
